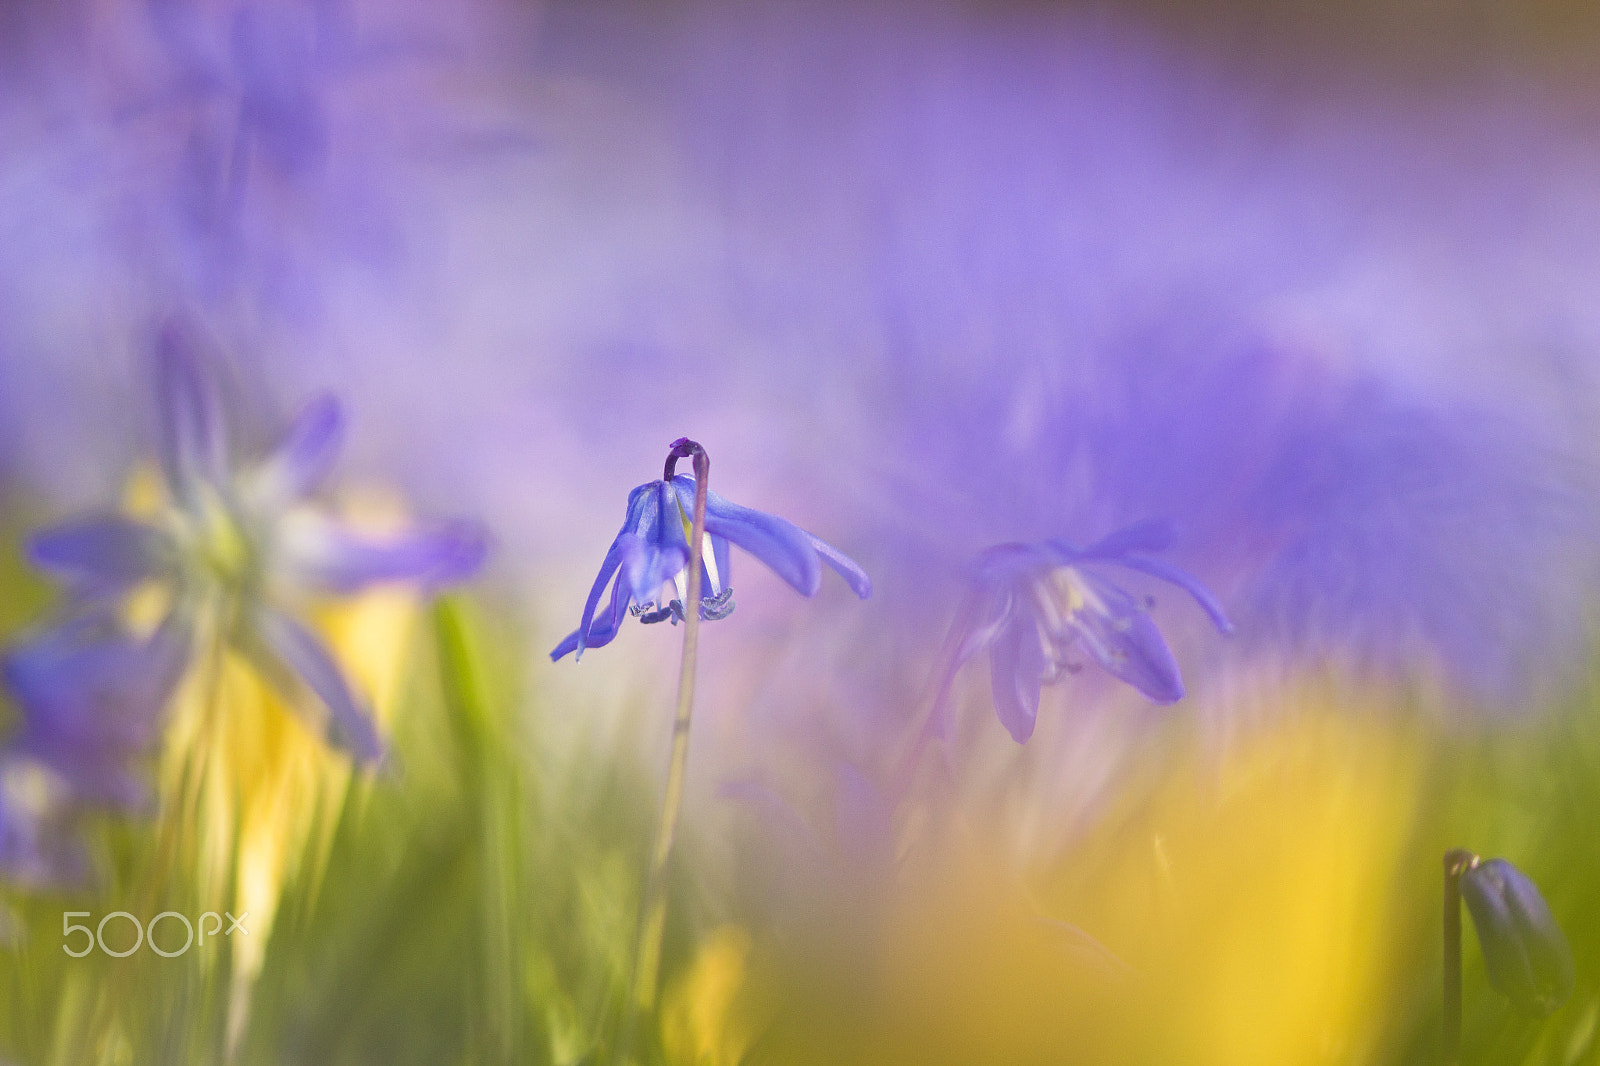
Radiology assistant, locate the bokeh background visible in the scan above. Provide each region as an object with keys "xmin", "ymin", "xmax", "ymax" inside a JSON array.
[{"xmin": 4, "ymin": 1, "xmax": 1600, "ymax": 1063}]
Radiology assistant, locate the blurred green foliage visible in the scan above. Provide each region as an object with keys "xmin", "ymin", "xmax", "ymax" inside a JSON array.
[{"xmin": 1, "ymin": 522, "xmax": 1599, "ymax": 1065}]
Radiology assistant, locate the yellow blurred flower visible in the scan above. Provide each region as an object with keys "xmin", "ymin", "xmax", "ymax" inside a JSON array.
[
  {"xmin": 660, "ymin": 926, "xmax": 762, "ymax": 1066},
  {"xmin": 857, "ymin": 676, "xmax": 1427, "ymax": 1065}
]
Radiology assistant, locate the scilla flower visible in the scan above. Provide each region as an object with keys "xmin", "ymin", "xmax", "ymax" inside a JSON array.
[
  {"xmin": 17, "ymin": 317, "xmax": 486, "ymax": 763},
  {"xmin": 7, "ymin": 318, "xmax": 487, "ymax": 1039},
  {"xmin": 937, "ymin": 519, "xmax": 1232, "ymax": 743},
  {"xmin": 551, "ymin": 472, "xmax": 871, "ymax": 661},
  {"xmin": 1460, "ymin": 857, "xmax": 1575, "ymax": 1016}
]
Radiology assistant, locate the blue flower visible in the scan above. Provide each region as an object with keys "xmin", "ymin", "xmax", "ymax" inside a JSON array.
[
  {"xmin": 551, "ymin": 474, "xmax": 871, "ymax": 661},
  {"xmin": 1461, "ymin": 858, "xmax": 1575, "ymax": 1017},
  {"xmin": 9, "ymin": 318, "xmax": 486, "ymax": 764},
  {"xmin": 939, "ymin": 519, "xmax": 1232, "ymax": 743}
]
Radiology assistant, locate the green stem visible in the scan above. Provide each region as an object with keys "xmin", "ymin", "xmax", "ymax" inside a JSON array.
[
  {"xmin": 80, "ymin": 606, "xmax": 227, "ymax": 1064},
  {"xmin": 621, "ymin": 442, "xmax": 710, "ymax": 1053},
  {"xmin": 1443, "ymin": 848, "xmax": 1478, "ymax": 1066}
]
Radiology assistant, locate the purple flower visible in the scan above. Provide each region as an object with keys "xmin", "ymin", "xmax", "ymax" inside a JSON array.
[
  {"xmin": 11, "ymin": 318, "xmax": 486, "ymax": 764},
  {"xmin": 0, "ymin": 603, "xmax": 189, "ymax": 889},
  {"xmin": 938, "ymin": 519, "xmax": 1232, "ymax": 743},
  {"xmin": 551, "ymin": 473, "xmax": 871, "ymax": 661},
  {"xmin": 140, "ymin": 0, "xmax": 460, "ymax": 322},
  {"xmin": 2, "ymin": 612, "xmax": 189, "ymax": 810}
]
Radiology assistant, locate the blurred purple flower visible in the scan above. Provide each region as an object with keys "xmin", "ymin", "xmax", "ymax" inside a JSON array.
[
  {"xmin": 149, "ymin": 0, "xmax": 337, "ymax": 181},
  {"xmin": 0, "ymin": 752, "xmax": 91, "ymax": 890},
  {"xmin": 1461, "ymin": 857, "xmax": 1575, "ymax": 1017},
  {"xmin": 3, "ymin": 612, "xmax": 189, "ymax": 810},
  {"xmin": 1, "ymin": 552, "xmax": 189, "ymax": 891},
  {"xmin": 884, "ymin": 326, "xmax": 1600, "ymax": 706},
  {"xmin": 937, "ymin": 519, "xmax": 1232, "ymax": 744},
  {"xmin": 145, "ymin": 1, "xmax": 339, "ymax": 305},
  {"xmin": 551, "ymin": 473, "xmax": 871, "ymax": 662},
  {"xmin": 137, "ymin": 0, "xmax": 462, "ymax": 321},
  {"xmin": 14, "ymin": 318, "xmax": 487, "ymax": 763}
]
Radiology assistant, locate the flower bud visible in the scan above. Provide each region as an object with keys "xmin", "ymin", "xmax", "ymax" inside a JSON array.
[{"xmin": 1460, "ymin": 858, "xmax": 1574, "ymax": 1016}]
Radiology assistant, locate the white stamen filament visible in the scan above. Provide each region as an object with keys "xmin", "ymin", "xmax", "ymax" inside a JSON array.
[
  {"xmin": 671, "ymin": 532, "xmax": 720, "ymax": 605},
  {"xmin": 700, "ymin": 533, "xmax": 721, "ymax": 596}
]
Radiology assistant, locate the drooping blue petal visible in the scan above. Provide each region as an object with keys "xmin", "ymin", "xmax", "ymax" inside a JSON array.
[
  {"xmin": 27, "ymin": 517, "xmax": 175, "ymax": 595},
  {"xmin": 627, "ymin": 482, "xmax": 689, "ymax": 605},
  {"xmin": 247, "ymin": 394, "xmax": 344, "ymax": 507},
  {"xmin": 154, "ymin": 319, "xmax": 229, "ymax": 506},
  {"xmin": 585, "ymin": 539, "xmax": 646, "ymax": 659},
  {"xmin": 1461, "ymin": 859, "xmax": 1575, "ymax": 1016},
  {"xmin": 810, "ymin": 534, "xmax": 873, "ymax": 599},
  {"xmin": 989, "ymin": 614, "xmax": 1046, "ymax": 743},
  {"xmin": 673, "ymin": 476, "xmax": 822, "ymax": 597},
  {"xmin": 549, "ymin": 630, "xmax": 581, "ymax": 662},
  {"xmin": 571, "ymin": 486, "xmax": 658, "ymax": 655},
  {"xmin": 1049, "ymin": 521, "xmax": 1233, "ymax": 634},
  {"xmin": 558, "ymin": 484, "xmax": 665, "ymax": 660},
  {"xmin": 551, "ymin": 565, "xmax": 632, "ymax": 662},
  {"xmin": 1072, "ymin": 574, "xmax": 1185, "ymax": 704},
  {"xmin": 617, "ymin": 531, "xmax": 678, "ymax": 611},
  {"xmin": 1100, "ymin": 554, "xmax": 1234, "ymax": 634},
  {"xmin": 955, "ymin": 546, "xmax": 1049, "ymax": 698},
  {"xmin": 283, "ymin": 516, "xmax": 487, "ymax": 594},
  {"xmin": 247, "ymin": 605, "xmax": 383, "ymax": 763}
]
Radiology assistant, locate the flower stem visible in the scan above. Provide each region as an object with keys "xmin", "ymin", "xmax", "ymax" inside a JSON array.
[
  {"xmin": 1443, "ymin": 847, "xmax": 1479, "ymax": 1066},
  {"xmin": 625, "ymin": 440, "xmax": 710, "ymax": 1039}
]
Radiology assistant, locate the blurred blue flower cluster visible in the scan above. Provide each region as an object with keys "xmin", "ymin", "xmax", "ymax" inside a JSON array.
[{"xmin": 0, "ymin": 316, "xmax": 485, "ymax": 884}]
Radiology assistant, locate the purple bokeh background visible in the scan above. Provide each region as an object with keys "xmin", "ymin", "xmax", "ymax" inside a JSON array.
[{"xmin": 5, "ymin": 1, "xmax": 1600, "ymax": 790}]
